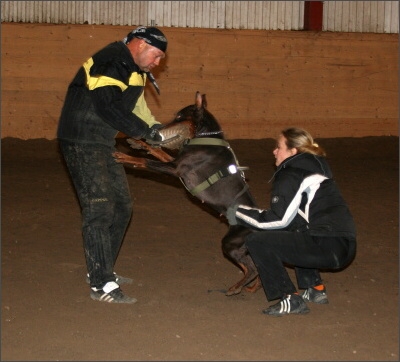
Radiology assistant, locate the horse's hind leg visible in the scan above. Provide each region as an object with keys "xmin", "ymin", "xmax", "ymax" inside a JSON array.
[
  {"xmin": 224, "ymin": 255, "xmax": 259, "ymax": 296},
  {"xmin": 244, "ymin": 275, "xmax": 262, "ymax": 293}
]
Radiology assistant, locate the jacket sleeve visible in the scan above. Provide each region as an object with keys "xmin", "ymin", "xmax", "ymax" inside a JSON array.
[
  {"xmin": 90, "ymin": 85, "xmax": 150, "ymax": 138},
  {"xmin": 132, "ymin": 91, "xmax": 159, "ymax": 128},
  {"xmin": 234, "ymin": 171, "xmax": 328, "ymax": 231},
  {"xmin": 234, "ymin": 171, "xmax": 300, "ymax": 230}
]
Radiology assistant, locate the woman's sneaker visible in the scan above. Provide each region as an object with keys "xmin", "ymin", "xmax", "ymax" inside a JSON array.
[
  {"xmin": 301, "ymin": 286, "xmax": 329, "ymax": 304},
  {"xmin": 90, "ymin": 281, "xmax": 137, "ymax": 304},
  {"xmin": 262, "ymin": 294, "xmax": 310, "ymax": 317}
]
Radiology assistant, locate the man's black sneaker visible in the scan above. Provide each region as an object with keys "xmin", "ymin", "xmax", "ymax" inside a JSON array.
[
  {"xmin": 301, "ymin": 286, "xmax": 329, "ymax": 304},
  {"xmin": 86, "ymin": 272, "xmax": 133, "ymax": 285},
  {"xmin": 262, "ymin": 294, "xmax": 310, "ymax": 317},
  {"xmin": 90, "ymin": 281, "xmax": 137, "ymax": 304}
]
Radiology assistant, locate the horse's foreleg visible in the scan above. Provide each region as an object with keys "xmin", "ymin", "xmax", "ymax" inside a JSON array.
[
  {"xmin": 112, "ymin": 152, "xmax": 147, "ymax": 168},
  {"xmin": 127, "ymin": 139, "xmax": 174, "ymax": 162}
]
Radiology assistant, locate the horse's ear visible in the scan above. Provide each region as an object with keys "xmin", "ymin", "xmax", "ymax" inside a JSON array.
[
  {"xmin": 202, "ymin": 94, "xmax": 208, "ymax": 109},
  {"xmin": 195, "ymin": 91, "xmax": 202, "ymax": 109},
  {"xmin": 195, "ymin": 91, "xmax": 207, "ymax": 110}
]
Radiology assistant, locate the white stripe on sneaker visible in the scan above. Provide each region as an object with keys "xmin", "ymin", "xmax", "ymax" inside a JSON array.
[
  {"xmin": 279, "ymin": 297, "xmax": 291, "ymax": 314},
  {"xmin": 100, "ymin": 294, "xmax": 114, "ymax": 302}
]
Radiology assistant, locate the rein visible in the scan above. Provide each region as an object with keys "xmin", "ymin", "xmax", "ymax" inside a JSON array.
[{"xmin": 179, "ymin": 138, "xmax": 249, "ymax": 199}]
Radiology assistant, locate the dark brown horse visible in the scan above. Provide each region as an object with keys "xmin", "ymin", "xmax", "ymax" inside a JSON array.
[{"xmin": 113, "ymin": 91, "xmax": 261, "ymax": 295}]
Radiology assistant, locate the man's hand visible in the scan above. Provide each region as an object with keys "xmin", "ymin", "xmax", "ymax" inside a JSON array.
[{"xmin": 143, "ymin": 125, "xmax": 164, "ymax": 143}]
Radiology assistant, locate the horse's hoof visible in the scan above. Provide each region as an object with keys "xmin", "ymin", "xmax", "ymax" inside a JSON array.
[
  {"xmin": 244, "ymin": 276, "xmax": 262, "ymax": 293},
  {"xmin": 244, "ymin": 284, "xmax": 262, "ymax": 293},
  {"xmin": 225, "ymin": 287, "xmax": 242, "ymax": 296}
]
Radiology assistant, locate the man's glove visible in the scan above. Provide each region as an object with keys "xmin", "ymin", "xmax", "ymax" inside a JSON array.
[
  {"xmin": 226, "ymin": 204, "xmax": 240, "ymax": 225},
  {"xmin": 151, "ymin": 123, "xmax": 163, "ymax": 130},
  {"xmin": 143, "ymin": 124, "xmax": 164, "ymax": 143}
]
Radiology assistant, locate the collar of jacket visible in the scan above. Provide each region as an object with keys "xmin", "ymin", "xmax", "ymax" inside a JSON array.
[
  {"xmin": 268, "ymin": 153, "xmax": 304, "ymax": 183},
  {"xmin": 279, "ymin": 153, "xmax": 303, "ymax": 170}
]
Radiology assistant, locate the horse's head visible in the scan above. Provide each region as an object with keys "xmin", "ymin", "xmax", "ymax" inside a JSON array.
[
  {"xmin": 157, "ymin": 92, "xmax": 223, "ymax": 150},
  {"xmin": 171, "ymin": 92, "xmax": 223, "ymax": 138}
]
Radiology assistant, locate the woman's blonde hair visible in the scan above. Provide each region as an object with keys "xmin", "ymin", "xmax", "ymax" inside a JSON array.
[{"xmin": 281, "ymin": 127, "xmax": 326, "ymax": 156}]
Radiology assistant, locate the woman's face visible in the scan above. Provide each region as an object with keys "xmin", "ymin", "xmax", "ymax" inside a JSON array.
[{"xmin": 273, "ymin": 134, "xmax": 297, "ymax": 166}]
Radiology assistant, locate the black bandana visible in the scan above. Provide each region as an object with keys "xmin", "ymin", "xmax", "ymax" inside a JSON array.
[{"xmin": 124, "ymin": 26, "xmax": 167, "ymax": 53}]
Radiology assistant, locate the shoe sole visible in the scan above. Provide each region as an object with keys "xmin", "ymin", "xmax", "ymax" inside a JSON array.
[
  {"xmin": 263, "ymin": 308, "xmax": 310, "ymax": 317},
  {"xmin": 263, "ymin": 302, "xmax": 311, "ymax": 317},
  {"xmin": 90, "ymin": 291, "xmax": 137, "ymax": 304}
]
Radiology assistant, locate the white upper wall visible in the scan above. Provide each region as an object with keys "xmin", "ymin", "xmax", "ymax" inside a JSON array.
[{"xmin": 1, "ymin": 1, "xmax": 398, "ymax": 33}]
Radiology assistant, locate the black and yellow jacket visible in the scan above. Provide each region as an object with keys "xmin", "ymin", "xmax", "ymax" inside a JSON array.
[{"xmin": 57, "ymin": 41, "xmax": 159, "ymax": 145}]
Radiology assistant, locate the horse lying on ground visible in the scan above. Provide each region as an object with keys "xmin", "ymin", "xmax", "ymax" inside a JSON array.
[{"xmin": 113, "ymin": 91, "xmax": 261, "ymax": 296}]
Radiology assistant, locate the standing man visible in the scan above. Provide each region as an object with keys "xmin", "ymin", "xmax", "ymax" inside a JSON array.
[{"xmin": 58, "ymin": 26, "xmax": 168, "ymax": 304}]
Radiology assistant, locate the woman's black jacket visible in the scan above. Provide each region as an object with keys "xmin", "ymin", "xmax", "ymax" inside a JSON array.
[{"xmin": 233, "ymin": 153, "xmax": 356, "ymax": 239}]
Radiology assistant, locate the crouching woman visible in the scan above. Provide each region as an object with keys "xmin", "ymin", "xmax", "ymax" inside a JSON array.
[{"xmin": 226, "ymin": 127, "xmax": 356, "ymax": 317}]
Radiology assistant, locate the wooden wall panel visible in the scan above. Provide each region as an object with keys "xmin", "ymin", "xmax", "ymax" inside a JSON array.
[{"xmin": 1, "ymin": 23, "xmax": 398, "ymax": 140}]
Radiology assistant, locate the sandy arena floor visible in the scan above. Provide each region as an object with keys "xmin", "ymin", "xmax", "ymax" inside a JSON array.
[{"xmin": 1, "ymin": 136, "xmax": 398, "ymax": 361}]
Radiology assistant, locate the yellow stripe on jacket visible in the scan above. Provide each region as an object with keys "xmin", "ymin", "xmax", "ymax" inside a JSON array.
[{"xmin": 83, "ymin": 58, "xmax": 158, "ymax": 127}]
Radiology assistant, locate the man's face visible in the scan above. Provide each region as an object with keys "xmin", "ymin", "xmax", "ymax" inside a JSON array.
[{"xmin": 134, "ymin": 42, "xmax": 165, "ymax": 72}]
